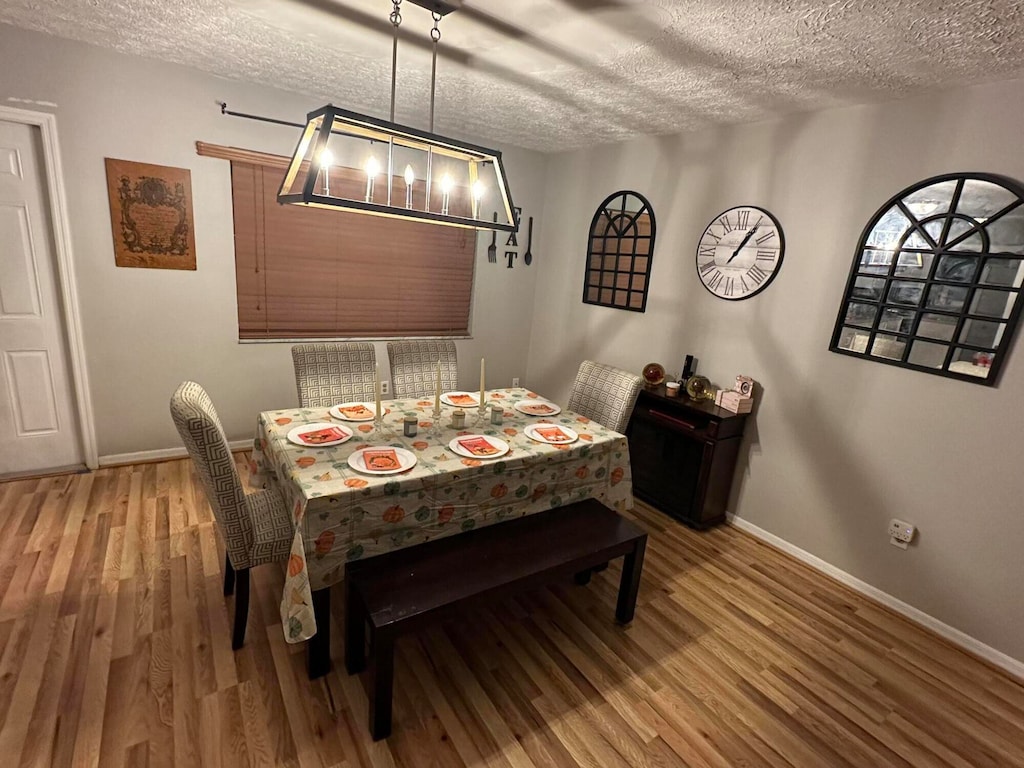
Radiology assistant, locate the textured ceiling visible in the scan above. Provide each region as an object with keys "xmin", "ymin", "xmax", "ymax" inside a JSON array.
[{"xmin": 3, "ymin": 0, "xmax": 1024, "ymax": 152}]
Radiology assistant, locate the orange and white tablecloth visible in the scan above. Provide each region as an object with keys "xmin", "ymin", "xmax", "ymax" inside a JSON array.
[{"xmin": 249, "ymin": 388, "xmax": 633, "ymax": 643}]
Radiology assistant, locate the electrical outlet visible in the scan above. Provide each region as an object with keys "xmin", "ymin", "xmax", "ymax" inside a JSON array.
[
  {"xmin": 889, "ymin": 518, "xmax": 915, "ymax": 550},
  {"xmin": 380, "ymin": 381, "xmax": 390, "ymax": 395},
  {"xmin": 512, "ymin": 377, "xmax": 521, "ymax": 387}
]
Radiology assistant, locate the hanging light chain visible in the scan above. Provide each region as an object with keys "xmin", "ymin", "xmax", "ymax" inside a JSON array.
[
  {"xmin": 429, "ymin": 11, "xmax": 441, "ymax": 132},
  {"xmin": 389, "ymin": 0, "xmax": 403, "ymax": 123}
]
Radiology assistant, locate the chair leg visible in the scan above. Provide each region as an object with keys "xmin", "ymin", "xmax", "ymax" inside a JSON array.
[
  {"xmin": 223, "ymin": 554, "xmax": 236, "ymax": 596},
  {"xmin": 231, "ymin": 568, "xmax": 250, "ymax": 650}
]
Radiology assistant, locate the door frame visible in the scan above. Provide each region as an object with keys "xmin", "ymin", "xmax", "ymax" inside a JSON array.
[{"xmin": 0, "ymin": 105, "xmax": 97, "ymax": 469}]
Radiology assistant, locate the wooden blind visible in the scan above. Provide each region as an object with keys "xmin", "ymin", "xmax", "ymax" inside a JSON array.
[{"xmin": 211, "ymin": 144, "xmax": 476, "ymax": 339}]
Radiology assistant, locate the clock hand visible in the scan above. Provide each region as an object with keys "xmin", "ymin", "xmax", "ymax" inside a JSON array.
[{"xmin": 727, "ymin": 225, "xmax": 759, "ymax": 263}]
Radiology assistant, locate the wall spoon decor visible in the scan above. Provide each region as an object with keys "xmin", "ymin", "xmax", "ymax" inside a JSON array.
[{"xmin": 524, "ymin": 217, "xmax": 534, "ymax": 265}]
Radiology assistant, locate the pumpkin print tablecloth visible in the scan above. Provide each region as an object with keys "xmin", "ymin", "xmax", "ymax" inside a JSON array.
[{"xmin": 249, "ymin": 388, "xmax": 633, "ymax": 643}]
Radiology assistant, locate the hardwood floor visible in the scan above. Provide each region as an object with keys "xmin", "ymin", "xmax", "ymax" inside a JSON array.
[{"xmin": 0, "ymin": 457, "xmax": 1022, "ymax": 767}]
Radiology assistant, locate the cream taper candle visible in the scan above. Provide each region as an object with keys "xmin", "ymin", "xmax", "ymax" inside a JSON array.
[
  {"xmin": 434, "ymin": 359, "xmax": 442, "ymax": 412},
  {"xmin": 374, "ymin": 363, "xmax": 382, "ymax": 420},
  {"xmin": 479, "ymin": 357, "xmax": 486, "ymax": 410}
]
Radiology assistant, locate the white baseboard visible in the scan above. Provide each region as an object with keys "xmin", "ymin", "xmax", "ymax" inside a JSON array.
[
  {"xmin": 98, "ymin": 440, "xmax": 251, "ymax": 468},
  {"xmin": 727, "ymin": 514, "xmax": 1024, "ymax": 682}
]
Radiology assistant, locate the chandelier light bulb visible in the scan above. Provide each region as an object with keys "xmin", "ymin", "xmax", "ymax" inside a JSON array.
[
  {"xmin": 471, "ymin": 179, "xmax": 486, "ymax": 218},
  {"xmin": 440, "ymin": 173, "xmax": 453, "ymax": 215},
  {"xmin": 404, "ymin": 165, "xmax": 415, "ymax": 209},
  {"xmin": 320, "ymin": 149, "xmax": 334, "ymax": 196},
  {"xmin": 364, "ymin": 156, "xmax": 380, "ymax": 202}
]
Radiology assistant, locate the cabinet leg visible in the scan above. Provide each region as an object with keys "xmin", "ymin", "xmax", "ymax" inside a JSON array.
[
  {"xmin": 616, "ymin": 536, "xmax": 647, "ymax": 624},
  {"xmin": 573, "ymin": 569, "xmax": 592, "ymax": 585}
]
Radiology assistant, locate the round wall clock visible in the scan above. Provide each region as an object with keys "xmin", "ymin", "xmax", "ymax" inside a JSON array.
[{"xmin": 696, "ymin": 205, "xmax": 785, "ymax": 300}]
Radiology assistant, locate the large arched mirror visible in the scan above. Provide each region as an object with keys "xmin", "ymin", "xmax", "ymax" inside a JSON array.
[
  {"xmin": 582, "ymin": 191, "xmax": 656, "ymax": 312},
  {"xmin": 830, "ymin": 173, "xmax": 1024, "ymax": 384}
]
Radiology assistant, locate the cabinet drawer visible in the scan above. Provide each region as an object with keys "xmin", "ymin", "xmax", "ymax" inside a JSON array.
[{"xmin": 632, "ymin": 406, "xmax": 710, "ymax": 439}]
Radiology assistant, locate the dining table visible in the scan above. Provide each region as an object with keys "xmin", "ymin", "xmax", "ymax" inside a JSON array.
[{"xmin": 248, "ymin": 387, "xmax": 634, "ymax": 643}]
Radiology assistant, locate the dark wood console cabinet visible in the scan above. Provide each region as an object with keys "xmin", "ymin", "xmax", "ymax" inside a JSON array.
[{"xmin": 626, "ymin": 385, "xmax": 748, "ymax": 529}]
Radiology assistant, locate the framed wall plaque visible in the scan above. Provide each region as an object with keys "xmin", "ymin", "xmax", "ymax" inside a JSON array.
[{"xmin": 105, "ymin": 158, "xmax": 196, "ymax": 269}]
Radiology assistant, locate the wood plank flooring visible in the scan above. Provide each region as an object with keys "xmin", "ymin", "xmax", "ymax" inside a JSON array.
[{"xmin": 0, "ymin": 456, "xmax": 1022, "ymax": 767}]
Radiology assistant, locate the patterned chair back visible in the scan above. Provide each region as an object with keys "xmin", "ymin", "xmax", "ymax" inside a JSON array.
[
  {"xmin": 292, "ymin": 342, "xmax": 377, "ymax": 408},
  {"xmin": 169, "ymin": 381, "xmax": 254, "ymax": 568},
  {"xmin": 387, "ymin": 340, "xmax": 458, "ymax": 399},
  {"xmin": 567, "ymin": 360, "xmax": 643, "ymax": 434}
]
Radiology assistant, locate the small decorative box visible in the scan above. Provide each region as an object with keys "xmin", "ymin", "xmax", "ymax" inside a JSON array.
[{"xmin": 715, "ymin": 390, "xmax": 753, "ymax": 414}]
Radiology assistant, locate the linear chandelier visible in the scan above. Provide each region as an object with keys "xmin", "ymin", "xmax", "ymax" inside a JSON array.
[{"xmin": 277, "ymin": 0, "xmax": 518, "ymax": 233}]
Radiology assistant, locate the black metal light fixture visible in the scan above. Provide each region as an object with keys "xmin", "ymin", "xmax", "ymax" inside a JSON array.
[{"xmin": 277, "ymin": 0, "xmax": 518, "ymax": 233}]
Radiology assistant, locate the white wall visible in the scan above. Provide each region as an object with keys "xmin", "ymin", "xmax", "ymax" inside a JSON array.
[
  {"xmin": 527, "ymin": 79, "xmax": 1024, "ymax": 664},
  {"xmin": 0, "ymin": 25, "xmax": 545, "ymax": 457}
]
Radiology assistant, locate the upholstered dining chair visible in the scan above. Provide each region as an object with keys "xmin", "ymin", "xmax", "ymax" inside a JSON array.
[
  {"xmin": 567, "ymin": 360, "xmax": 643, "ymax": 433},
  {"xmin": 387, "ymin": 340, "xmax": 458, "ymax": 399},
  {"xmin": 292, "ymin": 342, "xmax": 377, "ymax": 408},
  {"xmin": 170, "ymin": 381, "xmax": 293, "ymax": 649}
]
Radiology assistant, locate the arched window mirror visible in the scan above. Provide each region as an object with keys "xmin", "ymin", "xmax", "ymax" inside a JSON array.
[
  {"xmin": 582, "ymin": 191, "xmax": 656, "ymax": 312},
  {"xmin": 830, "ymin": 173, "xmax": 1024, "ymax": 384}
]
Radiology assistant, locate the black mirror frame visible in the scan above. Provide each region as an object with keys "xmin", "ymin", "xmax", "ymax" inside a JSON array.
[
  {"xmin": 582, "ymin": 190, "xmax": 657, "ymax": 313},
  {"xmin": 829, "ymin": 172, "xmax": 1024, "ymax": 386}
]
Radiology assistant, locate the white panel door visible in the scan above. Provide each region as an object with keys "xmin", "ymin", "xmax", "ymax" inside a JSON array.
[{"xmin": 0, "ymin": 120, "xmax": 82, "ymax": 473}]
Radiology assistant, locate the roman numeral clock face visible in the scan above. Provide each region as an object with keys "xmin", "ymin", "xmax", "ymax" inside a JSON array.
[{"xmin": 696, "ymin": 206, "xmax": 785, "ymax": 300}]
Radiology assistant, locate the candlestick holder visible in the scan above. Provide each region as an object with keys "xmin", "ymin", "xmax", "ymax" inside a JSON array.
[
  {"xmin": 371, "ymin": 414, "xmax": 395, "ymax": 438},
  {"xmin": 428, "ymin": 407, "xmax": 444, "ymax": 438}
]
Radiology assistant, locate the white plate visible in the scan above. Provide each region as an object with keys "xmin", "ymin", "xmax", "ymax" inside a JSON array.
[
  {"xmin": 440, "ymin": 391, "xmax": 480, "ymax": 408},
  {"xmin": 330, "ymin": 402, "xmax": 377, "ymax": 421},
  {"xmin": 524, "ymin": 423, "xmax": 578, "ymax": 445},
  {"xmin": 347, "ymin": 446, "xmax": 418, "ymax": 475},
  {"xmin": 448, "ymin": 434, "xmax": 510, "ymax": 460},
  {"xmin": 286, "ymin": 422, "xmax": 353, "ymax": 447},
  {"xmin": 514, "ymin": 399, "xmax": 562, "ymax": 417}
]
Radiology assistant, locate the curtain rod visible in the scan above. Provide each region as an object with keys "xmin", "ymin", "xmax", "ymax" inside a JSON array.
[
  {"xmin": 219, "ymin": 101, "xmax": 305, "ymax": 130},
  {"xmin": 218, "ymin": 101, "xmax": 370, "ymax": 143}
]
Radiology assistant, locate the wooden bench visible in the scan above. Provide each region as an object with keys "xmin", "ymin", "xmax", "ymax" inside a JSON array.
[{"xmin": 342, "ymin": 498, "xmax": 648, "ymax": 740}]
